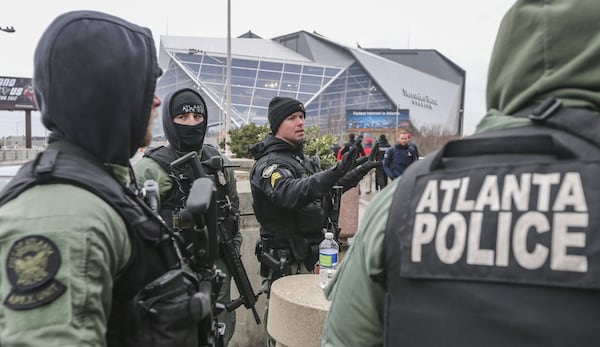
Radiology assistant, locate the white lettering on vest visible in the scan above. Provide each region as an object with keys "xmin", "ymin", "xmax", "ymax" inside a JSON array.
[{"xmin": 411, "ymin": 172, "xmax": 588, "ymax": 272}]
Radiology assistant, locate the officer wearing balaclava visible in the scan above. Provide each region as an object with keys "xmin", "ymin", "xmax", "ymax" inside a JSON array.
[
  {"xmin": 134, "ymin": 88, "xmax": 241, "ymax": 346},
  {"xmin": 164, "ymin": 89, "xmax": 208, "ymax": 152}
]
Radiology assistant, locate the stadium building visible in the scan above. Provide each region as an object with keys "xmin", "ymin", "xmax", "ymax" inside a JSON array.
[{"xmin": 156, "ymin": 30, "xmax": 465, "ymax": 142}]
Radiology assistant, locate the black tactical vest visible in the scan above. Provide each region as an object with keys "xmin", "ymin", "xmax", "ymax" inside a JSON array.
[
  {"xmin": 384, "ymin": 105, "xmax": 600, "ymax": 346},
  {"xmin": 0, "ymin": 142, "xmax": 186, "ymax": 346},
  {"xmin": 144, "ymin": 144, "xmax": 231, "ymax": 228}
]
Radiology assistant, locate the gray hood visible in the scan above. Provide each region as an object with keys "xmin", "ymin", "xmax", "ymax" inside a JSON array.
[{"xmin": 34, "ymin": 10, "xmax": 162, "ymax": 165}]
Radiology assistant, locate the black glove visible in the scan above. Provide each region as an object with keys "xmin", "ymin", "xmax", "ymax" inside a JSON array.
[
  {"xmin": 337, "ymin": 160, "xmax": 381, "ymax": 192},
  {"xmin": 335, "ymin": 140, "xmax": 361, "ymax": 176},
  {"xmin": 355, "ymin": 156, "xmax": 368, "ymax": 166}
]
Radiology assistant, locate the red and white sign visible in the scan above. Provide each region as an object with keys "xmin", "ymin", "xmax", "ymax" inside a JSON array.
[{"xmin": 0, "ymin": 76, "xmax": 37, "ymax": 111}]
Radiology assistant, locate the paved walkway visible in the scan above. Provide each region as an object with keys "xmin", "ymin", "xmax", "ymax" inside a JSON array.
[{"xmin": 359, "ymin": 172, "xmax": 385, "ymax": 214}]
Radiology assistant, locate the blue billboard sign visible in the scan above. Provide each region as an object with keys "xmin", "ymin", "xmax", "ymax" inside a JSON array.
[{"xmin": 345, "ymin": 109, "xmax": 409, "ymax": 132}]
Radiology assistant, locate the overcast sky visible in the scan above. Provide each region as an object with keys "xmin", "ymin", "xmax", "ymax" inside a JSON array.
[{"xmin": 0, "ymin": 0, "xmax": 516, "ymax": 138}]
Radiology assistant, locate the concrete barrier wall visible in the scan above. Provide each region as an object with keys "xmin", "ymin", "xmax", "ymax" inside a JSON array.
[{"xmin": 0, "ymin": 149, "xmax": 41, "ymax": 164}]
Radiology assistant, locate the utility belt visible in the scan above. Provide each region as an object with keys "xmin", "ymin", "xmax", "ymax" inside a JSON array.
[
  {"xmin": 255, "ymin": 240, "xmax": 292, "ymax": 280},
  {"xmin": 255, "ymin": 238, "xmax": 320, "ymax": 280}
]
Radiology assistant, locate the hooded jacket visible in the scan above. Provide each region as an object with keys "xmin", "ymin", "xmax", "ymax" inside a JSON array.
[
  {"xmin": 382, "ymin": 1, "xmax": 600, "ymax": 346},
  {"xmin": 34, "ymin": 10, "xmax": 161, "ymax": 166},
  {"xmin": 477, "ymin": 0, "xmax": 600, "ymax": 133},
  {"xmin": 0, "ymin": 11, "xmax": 193, "ymax": 347},
  {"xmin": 323, "ymin": 1, "xmax": 600, "ymax": 346}
]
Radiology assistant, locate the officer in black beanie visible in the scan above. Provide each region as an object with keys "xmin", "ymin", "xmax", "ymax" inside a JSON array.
[
  {"xmin": 267, "ymin": 96, "xmax": 305, "ymax": 136},
  {"xmin": 249, "ymin": 95, "xmax": 381, "ymax": 346},
  {"xmin": 134, "ymin": 88, "xmax": 242, "ymax": 346}
]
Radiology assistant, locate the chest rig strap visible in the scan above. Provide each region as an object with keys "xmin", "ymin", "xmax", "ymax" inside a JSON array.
[{"xmin": 517, "ymin": 97, "xmax": 600, "ymax": 149}]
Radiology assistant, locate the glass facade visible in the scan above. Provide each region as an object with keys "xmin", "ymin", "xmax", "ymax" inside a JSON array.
[{"xmin": 156, "ymin": 51, "xmax": 394, "ymax": 136}]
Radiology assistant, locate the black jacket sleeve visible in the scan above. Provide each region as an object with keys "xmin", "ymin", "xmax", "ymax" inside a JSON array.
[{"xmin": 251, "ymin": 160, "xmax": 344, "ymax": 210}]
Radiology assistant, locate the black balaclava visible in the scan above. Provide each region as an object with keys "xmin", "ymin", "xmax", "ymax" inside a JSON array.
[
  {"xmin": 162, "ymin": 88, "xmax": 208, "ymax": 152},
  {"xmin": 34, "ymin": 10, "xmax": 161, "ymax": 166}
]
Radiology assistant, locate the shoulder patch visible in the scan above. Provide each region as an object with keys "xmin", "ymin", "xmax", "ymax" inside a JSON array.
[
  {"xmin": 271, "ymin": 171, "xmax": 282, "ymax": 187},
  {"xmin": 262, "ymin": 164, "xmax": 278, "ymax": 178},
  {"xmin": 4, "ymin": 235, "xmax": 66, "ymax": 310}
]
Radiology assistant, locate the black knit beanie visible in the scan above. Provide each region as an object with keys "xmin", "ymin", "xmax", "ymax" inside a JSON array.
[
  {"xmin": 267, "ymin": 96, "xmax": 305, "ymax": 134},
  {"xmin": 170, "ymin": 89, "xmax": 206, "ymax": 118}
]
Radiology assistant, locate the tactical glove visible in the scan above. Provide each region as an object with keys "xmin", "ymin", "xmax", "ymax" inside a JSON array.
[
  {"xmin": 334, "ymin": 137, "xmax": 362, "ymax": 176},
  {"xmin": 355, "ymin": 156, "xmax": 368, "ymax": 166},
  {"xmin": 337, "ymin": 160, "xmax": 382, "ymax": 192}
]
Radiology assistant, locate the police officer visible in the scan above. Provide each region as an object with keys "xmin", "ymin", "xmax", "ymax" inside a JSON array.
[
  {"xmin": 134, "ymin": 88, "xmax": 241, "ymax": 345},
  {"xmin": 323, "ymin": 1, "xmax": 600, "ymax": 346},
  {"xmin": 250, "ymin": 96, "xmax": 379, "ymax": 345},
  {"xmin": 0, "ymin": 10, "xmax": 211, "ymax": 346}
]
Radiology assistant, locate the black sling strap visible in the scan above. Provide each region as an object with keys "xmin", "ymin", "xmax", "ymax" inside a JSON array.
[{"xmin": 518, "ymin": 97, "xmax": 600, "ymax": 149}]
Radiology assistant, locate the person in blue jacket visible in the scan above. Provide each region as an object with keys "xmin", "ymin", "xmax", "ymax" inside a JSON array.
[{"xmin": 382, "ymin": 129, "xmax": 418, "ymax": 180}]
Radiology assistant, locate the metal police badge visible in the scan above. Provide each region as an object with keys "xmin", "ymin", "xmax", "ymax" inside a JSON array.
[{"xmin": 4, "ymin": 235, "xmax": 66, "ymax": 310}]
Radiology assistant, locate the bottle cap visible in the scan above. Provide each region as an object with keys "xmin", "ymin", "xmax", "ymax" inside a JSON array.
[{"xmin": 325, "ymin": 232, "xmax": 334, "ymax": 239}]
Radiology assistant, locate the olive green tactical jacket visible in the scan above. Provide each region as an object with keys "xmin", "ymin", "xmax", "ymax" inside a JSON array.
[
  {"xmin": 322, "ymin": 1, "xmax": 600, "ymax": 346},
  {"xmin": 0, "ymin": 166, "xmax": 131, "ymax": 346}
]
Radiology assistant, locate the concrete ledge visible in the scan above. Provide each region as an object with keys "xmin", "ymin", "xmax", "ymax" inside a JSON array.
[
  {"xmin": 230, "ymin": 157, "xmax": 254, "ymax": 171},
  {"xmin": 267, "ymin": 274, "xmax": 330, "ymax": 347}
]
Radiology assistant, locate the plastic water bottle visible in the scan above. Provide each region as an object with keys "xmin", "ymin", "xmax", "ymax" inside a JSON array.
[{"xmin": 319, "ymin": 232, "xmax": 339, "ymax": 288}]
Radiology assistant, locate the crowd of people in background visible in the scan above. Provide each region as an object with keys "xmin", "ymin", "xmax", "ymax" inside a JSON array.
[{"xmin": 332, "ymin": 130, "xmax": 419, "ymax": 194}]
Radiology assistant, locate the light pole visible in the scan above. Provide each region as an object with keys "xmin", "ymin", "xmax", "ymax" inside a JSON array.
[
  {"xmin": 395, "ymin": 104, "xmax": 400, "ymax": 142},
  {"xmin": 15, "ymin": 121, "xmax": 23, "ymax": 148},
  {"xmin": 224, "ymin": 0, "xmax": 232, "ymax": 154}
]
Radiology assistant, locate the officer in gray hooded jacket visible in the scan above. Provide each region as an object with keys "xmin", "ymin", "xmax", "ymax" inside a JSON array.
[{"xmin": 0, "ymin": 10, "xmax": 206, "ymax": 346}]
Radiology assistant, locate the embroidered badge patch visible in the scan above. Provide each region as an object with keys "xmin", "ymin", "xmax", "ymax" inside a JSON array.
[
  {"xmin": 4, "ymin": 235, "xmax": 66, "ymax": 310},
  {"xmin": 262, "ymin": 164, "xmax": 278, "ymax": 178}
]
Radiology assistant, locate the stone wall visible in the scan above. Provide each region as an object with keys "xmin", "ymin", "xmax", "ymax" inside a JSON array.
[{"xmin": 0, "ymin": 148, "xmax": 41, "ymax": 164}]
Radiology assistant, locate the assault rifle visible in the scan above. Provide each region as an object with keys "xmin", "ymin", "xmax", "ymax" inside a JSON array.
[
  {"xmin": 185, "ymin": 177, "xmax": 226, "ymax": 347},
  {"xmin": 171, "ymin": 151, "xmax": 263, "ymax": 325},
  {"xmin": 136, "ymin": 173, "xmax": 224, "ymax": 346}
]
